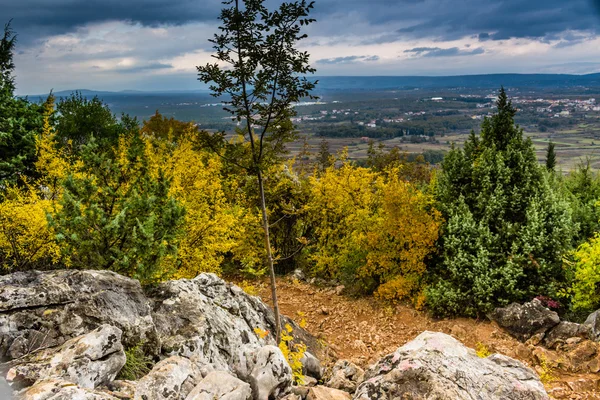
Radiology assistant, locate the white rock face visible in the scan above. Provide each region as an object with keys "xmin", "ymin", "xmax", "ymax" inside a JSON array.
[
  {"xmin": 248, "ymin": 345, "xmax": 292, "ymax": 400},
  {"xmin": 185, "ymin": 371, "xmax": 252, "ymax": 400},
  {"xmin": 133, "ymin": 356, "xmax": 202, "ymax": 400},
  {"xmin": 17, "ymin": 379, "xmax": 119, "ymax": 400},
  {"xmin": 354, "ymin": 331, "xmax": 549, "ymax": 400},
  {"xmin": 149, "ymin": 274, "xmax": 278, "ymax": 372},
  {"xmin": 0, "ymin": 270, "xmax": 158, "ymax": 361},
  {"xmin": 6, "ymin": 325, "xmax": 126, "ymax": 390}
]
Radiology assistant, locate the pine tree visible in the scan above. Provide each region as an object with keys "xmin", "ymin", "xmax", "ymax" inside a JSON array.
[
  {"xmin": 317, "ymin": 139, "xmax": 333, "ymax": 171},
  {"xmin": 546, "ymin": 141, "xmax": 557, "ymax": 171}
]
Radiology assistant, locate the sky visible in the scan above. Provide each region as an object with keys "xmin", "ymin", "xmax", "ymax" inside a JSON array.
[{"xmin": 3, "ymin": 0, "xmax": 600, "ymax": 94}]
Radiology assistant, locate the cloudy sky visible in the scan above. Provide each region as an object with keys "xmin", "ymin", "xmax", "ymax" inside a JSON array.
[{"xmin": 4, "ymin": 0, "xmax": 600, "ymax": 94}]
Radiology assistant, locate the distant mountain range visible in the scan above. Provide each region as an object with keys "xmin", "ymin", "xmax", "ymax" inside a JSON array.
[
  {"xmin": 28, "ymin": 73, "xmax": 600, "ymax": 97},
  {"xmin": 312, "ymin": 73, "xmax": 600, "ymax": 91}
]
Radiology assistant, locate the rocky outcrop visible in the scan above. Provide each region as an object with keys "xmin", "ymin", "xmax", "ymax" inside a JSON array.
[
  {"xmin": 5, "ymin": 325, "xmax": 126, "ymax": 390},
  {"xmin": 0, "ymin": 270, "xmax": 158, "ymax": 361},
  {"xmin": 185, "ymin": 371, "xmax": 252, "ymax": 400},
  {"xmin": 148, "ymin": 273, "xmax": 280, "ymax": 370},
  {"xmin": 325, "ymin": 360, "xmax": 364, "ymax": 394},
  {"xmin": 354, "ymin": 331, "xmax": 548, "ymax": 400},
  {"xmin": 488, "ymin": 299, "xmax": 560, "ymax": 341}
]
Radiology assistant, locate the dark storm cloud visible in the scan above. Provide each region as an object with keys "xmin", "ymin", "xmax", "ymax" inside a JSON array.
[
  {"xmin": 404, "ymin": 47, "xmax": 485, "ymax": 57},
  {"xmin": 1, "ymin": 0, "xmax": 223, "ymax": 43},
  {"xmin": 316, "ymin": 55, "xmax": 379, "ymax": 64},
  {"xmin": 3, "ymin": 0, "xmax": 599, "ymax": 46}
]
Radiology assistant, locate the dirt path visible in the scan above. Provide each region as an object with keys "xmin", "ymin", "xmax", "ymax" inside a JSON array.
[{"xmin": 251, "ymin": 276, "xmax": 600, "ymax": 399}]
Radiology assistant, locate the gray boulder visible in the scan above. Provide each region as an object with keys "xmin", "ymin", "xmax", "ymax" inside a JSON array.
[
  {"xmin": 326, "ymin": 360, "xmax": 364, "ymax": 393},
  {"xmin": 584, "ymin": 309, "xmax": 600, "ymax": 341},
  {"xmin": 488, "ymin": 299, "xmax": 560, "ymax": 341},
  {"xmin": 134, "ymin": 356, "xmax": 202, "ymax": 400},
  {"xmin": 5, "ymin": 325, "xmax": 125, "ymax": 390},
  {"xmin": 0, "ymin": 270, "xmax": 158, "ymax": 361},
  {"xmin": 543, "ymin": 321, "xmax": 592, "ymax": 348},
  {"xmin": 248, "ymin": 345, "xmax": 292, "ymax": 400},
  {"xmin": 185, "ymin": 371, "xmax": 252, "ymax": 400},
  {"xmin": 301, "ymin": 352, "xmax": 322, "ymax": 380},
  {"xmin": 353, "ymin": 331, "xmax": 549, "ymax": 400}
]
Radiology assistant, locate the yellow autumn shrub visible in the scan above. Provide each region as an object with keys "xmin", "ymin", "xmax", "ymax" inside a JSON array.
[
  {"xmin": 0, "ymin": 185, "xmax": 61, "ymax": 272},
  {"xmin": 307, "ymin": 158, "xmax": 441, "ymax": 304}
]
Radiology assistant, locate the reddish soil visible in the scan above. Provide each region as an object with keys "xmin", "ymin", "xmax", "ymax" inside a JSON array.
[{"xmin": 250, "ymin": 276, "xmax": 600, "ymax": 399}]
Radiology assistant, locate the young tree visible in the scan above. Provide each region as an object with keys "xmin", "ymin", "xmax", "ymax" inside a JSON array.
[
  {"xmin": 546, "ymin": 141, "xmax": 556, "ymax": 171},
  {"xmin": 197, "ymin": 0, "xmax": 317, "ymax": 342}
]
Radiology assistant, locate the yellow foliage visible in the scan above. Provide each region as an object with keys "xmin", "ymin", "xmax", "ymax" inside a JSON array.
[
  {"xmin": 241, "ymin": 280, "xmax": 259, "ymax": 296},
  {"xmin": 306, "ymin": 162, "xmax": 442, "ymax": 303},
  {"xmin": 475, "ymin": 342, "xmax": 491, "ymax": 358},
  {"xmin": 536, "ymin": 354, "xmax": 555, "ymax": 384},
  {"xmin": 0, "ymin": 185, "xmax": 61, "ymax": 271},
  {"xmin": 253, "ymin": 327, "xmax": 269, "ymax": 339},
  {"xmin": 279, "ymin": 324, "xmax": 306, "ymax": 385}
]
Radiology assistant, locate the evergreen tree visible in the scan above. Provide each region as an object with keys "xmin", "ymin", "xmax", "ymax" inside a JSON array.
[
  {"xmin": 49, "ymin": 132, "xmax": 185, "ymax": 284},
  {"xmin": 317, "ymin": 139, "xmax": 333, "ymax": 171},
  {"xmin": 0, "ymin": 20, "xmax": 16, "ymax": 96},
  {"xmin": 546, "ymin": 141, "xmax": 557, "ymax": 171},
  {"xmin": 429, "ymin": 87, "xmax": 574, "ymax": 317},
  {"xmin": 55, "ymin": 92, "xmax": 134, "ymax": 152},
  {"xmin": 0, "ymin": 21, "xmax": 44, "ymax": 189}
]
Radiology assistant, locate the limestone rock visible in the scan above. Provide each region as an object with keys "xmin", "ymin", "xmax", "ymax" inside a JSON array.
[
  {"xmin": 544, "ymin": 321, "xmax": 592, "ymax": 349},
  {"xmin": 134, "ymin": 356, "xmax": 201, "ymax": 400},
  {"xmin": 5, "ymin": 325, "xmax": 125, "ymax": 390},
  {"xmin": 185, "ymin": 371, "xmax": 252, "ymax": 400},
  {"xmin": 488, "ymin": 299, "xmax": 560, "ymax": 342},
  {"xmin": 354, "ymin": 331, "xmax": 549, "ymax": 400},
  {"xmin": 248, "ymin": 345, "xmax": 292, "ymax": 400},
  {"xmin": 307, "ymin": 386, "xmax": 351, "ymax": 400},
  {"xmin": 17, "ymin": 379, "xmax": 119, "ymax": 400},
  {"xmin": 148, "ymin": 274, "xmax": 278, "ymax": 371},
  {"xmin": 0, "ymin": 270, "xmax": 157, "ymax": 361},
  {"xmin": 326, "ymin": 360, "xmax": 364, "ymax": 394}
]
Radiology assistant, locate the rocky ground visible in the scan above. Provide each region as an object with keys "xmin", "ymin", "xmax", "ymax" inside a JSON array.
[
  {"xmin": 0, "ymin": 269, "xmax": 595, "ymax": 399},
  {"xmin": 254, "ymin": 276, "xmax": 600, "ymax": 399}
]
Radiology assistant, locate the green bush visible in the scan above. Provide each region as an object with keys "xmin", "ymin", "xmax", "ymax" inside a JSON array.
[{"xmin": 49, "ymin": 132, "xmax": 185, "ymax": 284}]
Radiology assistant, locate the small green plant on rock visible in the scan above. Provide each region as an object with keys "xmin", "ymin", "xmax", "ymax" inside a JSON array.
[{"xmin": 117, "ymin": 343, "xmax": 153, "ymax": 381}]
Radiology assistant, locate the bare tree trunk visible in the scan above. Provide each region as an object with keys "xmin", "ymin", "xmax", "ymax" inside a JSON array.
[{"xmin": 257, "ymin": 168, "xmax": 281, "ymax": 343}]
